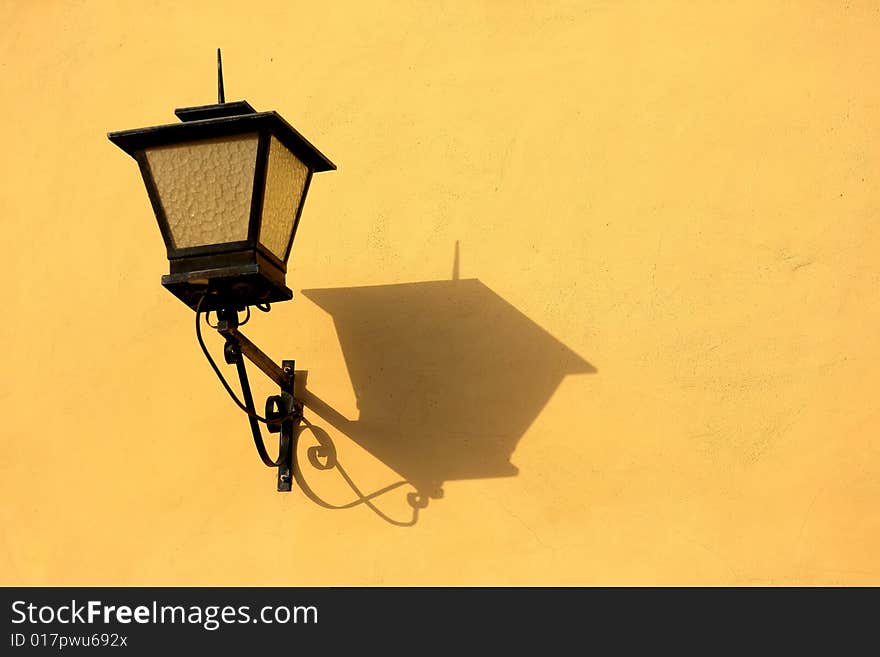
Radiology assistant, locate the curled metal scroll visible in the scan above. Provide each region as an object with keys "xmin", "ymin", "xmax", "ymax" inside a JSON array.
[{"xmin": 195, "ymin": 294, "xmax": 424, "ymax": 522}]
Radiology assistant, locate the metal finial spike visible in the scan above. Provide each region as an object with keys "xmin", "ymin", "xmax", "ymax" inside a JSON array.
[{"xmin": 217, "ymin": 48, "xmax": 225, "ymax": 104}]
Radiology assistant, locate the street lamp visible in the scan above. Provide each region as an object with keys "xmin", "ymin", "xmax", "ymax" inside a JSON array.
[
  {"xmin": 109, "ymin": 53, "xmax": 334, "ymax": 312},
  {"xmin": 108, "ymin": 51, "xmax": 335, "ymax": 491}
]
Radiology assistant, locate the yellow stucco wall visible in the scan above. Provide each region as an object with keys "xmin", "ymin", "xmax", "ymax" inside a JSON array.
[{"xmin": 2, "ymin": 1, "xmax": 878, "ymax": 585}]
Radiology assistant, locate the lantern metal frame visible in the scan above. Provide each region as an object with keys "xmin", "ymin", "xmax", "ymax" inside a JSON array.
[
  {"xmin": 108, "ymin": 101, "xmax": 335, "ymax": 312},
  {"xmin": 107, "ymin": 51, "xmax": 338, "ymax": 491}
]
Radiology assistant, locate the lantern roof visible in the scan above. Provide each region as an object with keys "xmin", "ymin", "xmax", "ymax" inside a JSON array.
[{"xmin": 108, "ymin": 101, "xmax": 336, "ymax": 173}]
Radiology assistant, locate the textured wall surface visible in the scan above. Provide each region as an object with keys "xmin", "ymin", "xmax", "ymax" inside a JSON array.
[{"xmin": 1, "ymin": 1, "xmax": 878, "ymax": 585}]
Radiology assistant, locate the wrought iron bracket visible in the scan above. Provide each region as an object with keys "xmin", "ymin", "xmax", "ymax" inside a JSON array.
[
  {"xmin": 216, "ymin": 308, "xmax": 302, "ymax": 491},
  {"xmin": 195, "ymin": 304, "xmax": 421, "ymax": 520}
]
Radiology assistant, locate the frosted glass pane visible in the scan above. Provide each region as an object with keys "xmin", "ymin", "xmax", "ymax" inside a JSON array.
[
  {"xmin": 145, "ymin": 134, "xmax": 259, "ymax": 249},
  {"xmin": 260, "ymin": 136, "xmax": 309, "ymax": 261}
]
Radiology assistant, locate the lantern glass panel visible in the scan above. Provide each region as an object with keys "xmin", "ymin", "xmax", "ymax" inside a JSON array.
[
  {"xmin": 259, "ymin": 136, "xmax": 309, "ymax": 261},
  {"xmin": 145, "ymin": 133, "xmax": 260, "ymax": 249}
]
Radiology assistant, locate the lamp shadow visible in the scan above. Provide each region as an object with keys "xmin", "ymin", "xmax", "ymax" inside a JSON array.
[{"xmin": 295, "ymin": 275, "xmax": 595, "ymax": 517}]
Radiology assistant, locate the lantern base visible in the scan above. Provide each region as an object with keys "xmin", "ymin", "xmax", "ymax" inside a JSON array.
[{"xmin": 162, "ymin": 261, "xmax": 293, "ymax": 312}]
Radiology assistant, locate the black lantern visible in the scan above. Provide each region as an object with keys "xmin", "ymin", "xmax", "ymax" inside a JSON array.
[
  {"xmin": 108, "ymin": 52, "xmax": 337, "ymax": 493},
  {"xmin": 108, "ymin": 55, "xmax": 334, "ymax": 312}
]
